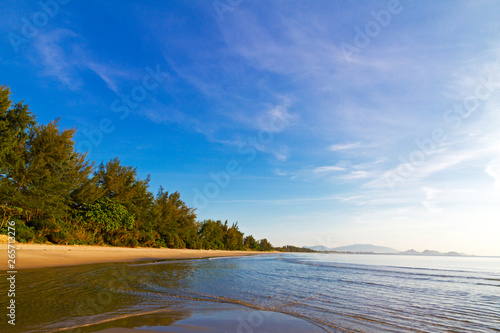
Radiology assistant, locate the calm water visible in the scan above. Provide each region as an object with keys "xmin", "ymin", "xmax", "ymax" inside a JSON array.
[{"xmin": 1, "ymin": 253, "xmax": 499, "ymax": 332}]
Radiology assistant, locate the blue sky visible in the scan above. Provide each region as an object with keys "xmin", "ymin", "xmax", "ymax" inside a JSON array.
[{"xmin": 2, "ymin": 0, "xmax": 500, "ymax": 255}]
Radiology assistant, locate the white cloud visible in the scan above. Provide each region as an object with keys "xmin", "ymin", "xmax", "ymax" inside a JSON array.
[
  {"xmin": 32, "ymin": 29, "xmax": 141, "ymax": 95},
  {"xmin": 329, "ymin": 142, "xmax": 374, "ymax": 151},
  {"xmin": 33, "ymin": 29, "xmax": 82, "ymax": 89},
  {"xmin": 421, "ymin": 187, "xmax": 442, "ymax": 212},
  {"xmin": 485, "ymin": 159, "xmax": 500, "ymax": 190},
  {"xmin": 314, "ymin": 166, "xmax": 345, "ymax": 173},
  {"xmin": 274, "ymin": 169, "xmax": 289, "ymax": 176},
  {"xmin": 340, "ymin": 170, "xmax": 372, "ymax": 180},
  {"xmin": 257, "ymin": 100, "xmax": 295, "ymax": 133},
  {"xmin": 86, "ymin": 62, "xmax": 136, "ymax": 94}
]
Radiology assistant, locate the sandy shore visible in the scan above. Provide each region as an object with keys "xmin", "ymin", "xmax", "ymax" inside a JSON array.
[
  {"xmin": 0, "ymin": 243, "xmax": 258, "ymax": 270},
  {"xmin": 80, "ymin": 309, "xmax": 326, "ymax": 333}
]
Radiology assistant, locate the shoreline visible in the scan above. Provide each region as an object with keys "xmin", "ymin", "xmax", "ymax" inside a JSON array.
[
  {"xmin": 0, "ymin": 243, "xmax": 261, "ymax": 270},
  {"xmin": 89, "ymin": 309, "xmax": 326, "ymax": 333}
]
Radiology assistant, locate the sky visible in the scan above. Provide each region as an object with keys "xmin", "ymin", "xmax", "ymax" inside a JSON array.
[{"xmin": 1, "ymin": 0, "xmax": 500, "ymax": 255}]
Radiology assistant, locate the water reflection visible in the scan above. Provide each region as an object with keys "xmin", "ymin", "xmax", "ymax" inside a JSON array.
[{"xmin": 0, "ymin": 259, "xmax": 204, "ymax": 333}]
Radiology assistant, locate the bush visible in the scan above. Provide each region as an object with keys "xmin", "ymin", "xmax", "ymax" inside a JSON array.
[
  {"xmin": 0, "ymin": 219, "xmax": 35, "ymax": 243},
  {"xmin": 48, "ymin": 229, "xmax": 70, "ymax": 244},
  {"xmin": 78, "ymin": 197, "xmax": 135, "ymax": 234}
]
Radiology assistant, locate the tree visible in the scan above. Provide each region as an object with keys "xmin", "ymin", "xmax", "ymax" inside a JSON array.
[
  {"xmin": 198, "ymin": 219, "xmax": 225, "ymax": 249},
  {"xmin": 244, "ymin": 235, "xmax": 260, "ymax": 250},
  {"xmin": 276, "ymin": 245, "xmax": 317, "ymax": 252},
  {"xmin": 152, "ymin": 187, "xmax": 200, "ymax": 248},
  {"xmin": 76, "ymin": 197, "xmax": 135, "ymax": 244},
  {"xmin": 9, "ymin": 119, "xmax": 94, "ymax": 222},
  {"xmin": 198, "ymin": 220, "xmax": 245, "ymax": 250},
  {"xmin": 0, "ymin": 86, "xmax": 35, "ymax": 223},
  {"xmin": 224, "ymin": 222, "xmax": 244, "ymax": 250},
  {"xmin": 94, "ymin": 158, "xmax": 153, "ymax": 227},
  {"xmin": 259, "ymin": 238, "xmax": 274, "ymax": 251},
  {"xmin": 0, "ymin": 85, "xmax": 35, "ymax": 175}
]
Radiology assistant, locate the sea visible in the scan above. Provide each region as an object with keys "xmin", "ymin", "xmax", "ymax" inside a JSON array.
[{"xmin": 2, "ymin": 253, "xmax": 499, "ymax": 332}]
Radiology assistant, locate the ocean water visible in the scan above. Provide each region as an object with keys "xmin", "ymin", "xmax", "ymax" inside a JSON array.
[{"xmin": 2, "ymin": 253, "xmax": 500, "ymax": 332}]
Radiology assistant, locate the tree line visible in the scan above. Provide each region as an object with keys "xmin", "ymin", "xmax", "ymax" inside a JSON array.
[
  {"xmin": 0, "ymin": 85, "xmax": 273, "ymax": 251},
  {"xmin": 275, "ymin": 245, "xmax": 317, "ymax": 252}
]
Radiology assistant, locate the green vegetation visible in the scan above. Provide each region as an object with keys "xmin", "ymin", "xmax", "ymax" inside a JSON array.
[
  {"xmin": 276, "ymin": 245, "xmax": 317, "ymax": 253},
  {"xmin": 0, "ymin": 85, "xmax": 273, "ymax": 251}
]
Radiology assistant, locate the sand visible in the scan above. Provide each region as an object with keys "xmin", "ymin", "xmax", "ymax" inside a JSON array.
[
  {"xmin": 0, "ymin": 243, "xmax": 258, "ymax": 270},
  {"xmin": 83, "ymin": 309, "xmax": 326, "ymax": 333},
  {"xmin": 0, "ymin": 234, "xmax": 10, "ymax": 244}
]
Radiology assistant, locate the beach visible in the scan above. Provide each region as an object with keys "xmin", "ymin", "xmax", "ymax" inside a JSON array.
[{"xmin": 0, "ymin": 241, "xmax": 257, "ymax": 270}]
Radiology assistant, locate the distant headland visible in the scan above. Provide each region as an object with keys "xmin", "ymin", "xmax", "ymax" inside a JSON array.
[{"xmin": 303, "ymin": 244, "xmax": 472, "ymax": 257}]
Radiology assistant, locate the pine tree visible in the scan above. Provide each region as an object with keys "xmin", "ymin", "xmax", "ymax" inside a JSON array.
[
  {"xmin": 13, "ymin": 119, "xmax": 95, "ymax": 221},
  {"xmin": 0, "ymin": 85, "xmax": 36, "ymax": 224},
  {"xmin": 95, "ymin": 158, "xmax": 153, "ymax": 225}
]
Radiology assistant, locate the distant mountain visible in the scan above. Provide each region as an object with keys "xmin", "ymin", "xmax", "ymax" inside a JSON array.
[
  {"xmin": 303, "ymin": 244, "xmax": 469, "ymax": 256},
  {"xmin": 331, "ymin": 244, "xmax": 400, "ymax": 253},
  {"xmin": 422, "ymin": 250, "xmax": 441, "ymax": 256},
  {"xmin": 304, "ymin": 245, "xmax": 331, "ymax": 251},
  {"xmin": 400, "ymin": 249, "xmax": 468, "ymax": 256},
  {"xmin": 304, "ymin": 244, "xmax": 400, "ymax": 253},
  {"xmin": 400, "ymin": 249, "xmax": 420, "ymax": 255},
  {"xmin": 443, "ymin": 251, "xmax": 466, "ymax": 256}
]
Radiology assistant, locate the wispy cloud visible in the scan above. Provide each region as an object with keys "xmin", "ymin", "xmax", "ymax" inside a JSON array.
[
  {"xmin": 340, "ymin": 170, "xmax": 373, "ymax": 180},
  {"xmin": 86, "ymin": 62, "xmax": 136, "ymax": 94},
  {"xmin": 329, "ymin": 141, "xmax": 376, "ymax": 151},
  {"xmin": 313, "ymin": 166, "xmax": 345, "ymax": 173},
  {"xmin": 33, "ymin": 29, "xmax": 83, "ymax": 89},
  {"xmin": 485, "ymin": 159, "xmax": 500, "ymax": 190},
  {"xmin": 213, "ymin": 195, "xmax": 341, "ymax": 205},
  {"xmin": 421, "ymin": 187, "xmax": 442, "ymax": 213},
  {"xmin": 256, "ymin": 100, "xmax": 295, "ymax": 133},
  {"xmin": 31, "ymin": 29, "xmax": 144, "ymax": 94}
]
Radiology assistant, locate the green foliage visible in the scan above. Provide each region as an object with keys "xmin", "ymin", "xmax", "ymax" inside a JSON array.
[
  {"xmin": 0, "ymin": 205, "xmax": 23, "ymax": 229},
  {"xmin": 0, "ymin": 85, "xmax": 275, "ymax": 250},
  {"xmin": 18, "ymin": 120, "xmax": 96, "ymax": 221},
  {"xmin": 244, "ymin": 235, "xmax": 260, "ymax": 250},
  {"xmin": 259, "ymin": 238, "xmax": 274, "ymax": 251},
  {"xmin": 198, "ymin": 220, "xmax": 245, "ymax": 251},
  {"xmin": 78, "ymin": 197, "xmax": 135, "ymax": 234},
  {"xmin": 198, "ymin": 220, "xmax": 225, "ymax": 249},
  {"xmin": 0, "ymin": 85, "xmax": 35, "ymax": 175},
  {"xmin": 15, "ymin": 220, "xmax": 35, "ymax": 243},
  {"xmin": 95, "ymin": 158, "xmax": 153, "ymax": 223},
  {"xmin": 276, "ymin": 245, "xmax": 317, "ymax": 252},
  {"xmin": 0, "ymin": 219, "xmax": 34, "ymax": 243},
  {"xmin": 153, "ymin": 187, "xmax": 199, "ymax": 248},
  {"xmin": 224, "ymin": 222, "xmax": 244, "ymax": 250}
]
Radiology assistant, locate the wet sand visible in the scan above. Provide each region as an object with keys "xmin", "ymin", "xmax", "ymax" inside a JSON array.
[
  {"xmin": 86, "ymin": 309, "xmax": 326, "ymax": 333},
  {"xmin": 0, "ymin": 243, "xmax": 259, "ymax": 270}
]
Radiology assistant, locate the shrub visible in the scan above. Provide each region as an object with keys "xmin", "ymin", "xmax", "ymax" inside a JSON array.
[
  {"xmin": 77, "ymin": 197, "xmax": 135, "ymax": 236},
  {"xmin": 0, "ymin": 219, "xmax": 35, "ymax": 243}
]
